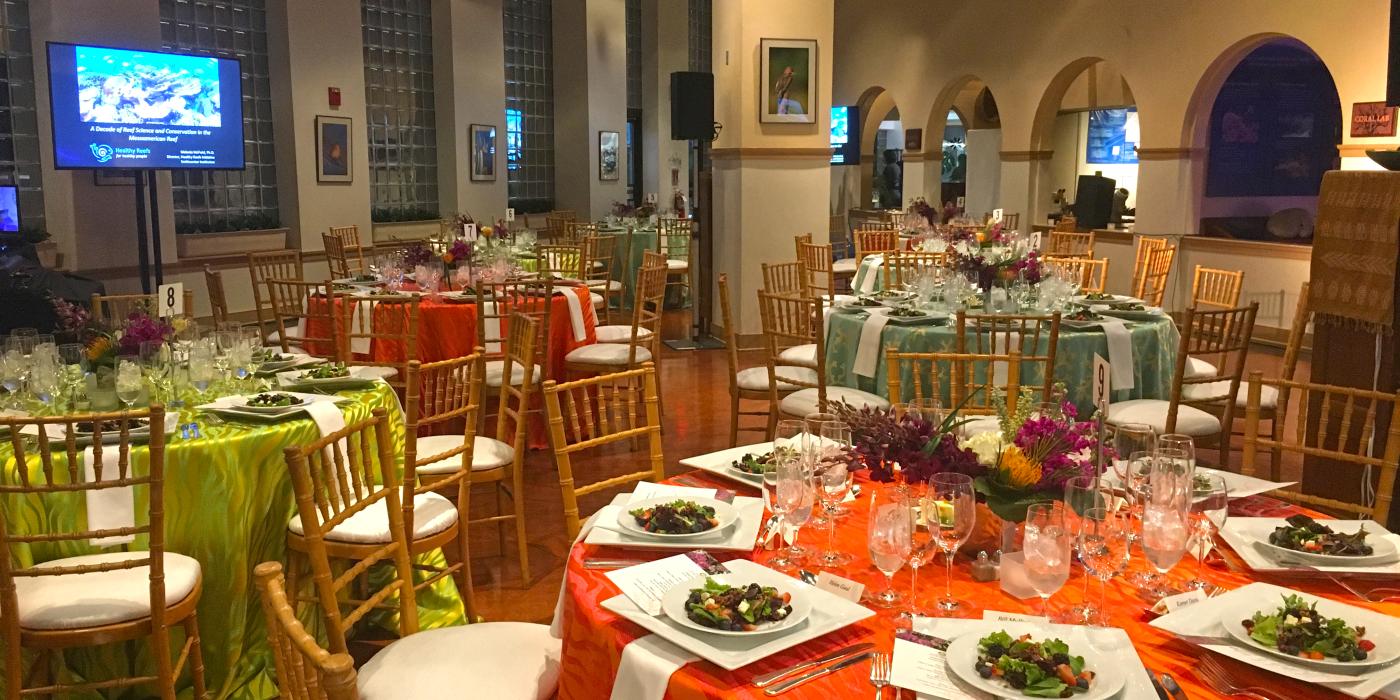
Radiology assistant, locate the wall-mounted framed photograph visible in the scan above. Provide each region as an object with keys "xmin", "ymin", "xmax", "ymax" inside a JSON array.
[
  {"xmin": 760, "ymin": 38, "xmax": 818, "ymax": 124},
  {"xmin": 316, "ymin": 115, "xmax": 352, "ymax": 183},
  {"xmin": 599, "ymin": 130, "xmax": 620, "ymax": 181},
  {"xmin": 470, "ymin": 123, "xmax": 497, "ymax": 181}
]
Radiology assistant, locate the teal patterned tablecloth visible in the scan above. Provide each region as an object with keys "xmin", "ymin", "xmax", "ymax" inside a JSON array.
[
  {"xmin": 598, "ymin": 226, "xmax": 688, "ymax": 309},
  {"xmin": 850, "ymin": 254, "xmax": 887, "ymax": 295},
  {"xmin": 825, "ymin": 312, "xmax": 1179, "ymax": 415}
]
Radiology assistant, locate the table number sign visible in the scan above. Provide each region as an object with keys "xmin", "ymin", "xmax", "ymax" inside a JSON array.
[
  {"xmin": 506, "ymin": 207, "xmax": 515, "ymax": 222},
  {"xmin": 463, "ymin": 223, "xmax": 478, "ymax": 241},
  {"xmin": 1092, "ymin": 353, "xmax": 1110, "ymax": 414},
  {"xmin": 991, "ymin": 208, "xmax": 1004, "ymax": 224},
  {"xmin": 157, "ymin": 282, "xmax": 184, "ymax": 318},
  {"xmin": 1030, "ymin": 231, "xmax": 1042, "ymax": 250}
]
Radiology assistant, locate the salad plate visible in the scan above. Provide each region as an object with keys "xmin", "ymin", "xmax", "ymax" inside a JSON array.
[
  {"xmin": 660, "ymin": 573, "xmax": 812, "ymax": 637},
  {"xmin": 1251, "ymin": 515, "xmax": 1399, "ymax": 566},
  {"xmin": 585, "ymin": 492, "xmax": 762, "ymax": 552},
  {"xmin": 276, "ymin": 364, "xmax": 381, "ymax": 391},
  {"xmin": 197, "ymin": 392, "xmax": 348, "ymax": 421},
  {"xmin": 20, "ymin": 413, "xmax": 181, "ymax": 446},
  {"xmin": 255, "ymin": 351, "xmax": 325, "ymax": 375},
  {"xmin": 1075, "ymin": 293, "xmax": 1140, "ymax": 305},
  {"xmin": 883, "ymin": 308, "xmax": 947, "ymax": 325},
  {"xmin": 614, "ymin": 497, "xmax": 739, "ymax": 540},
  {"xmin": 677, "ymin": 441, "xmax": 778, "ymax": 488},
  {"xmin": 1224, "ymin": 594, "xmax": 1399, "ymax": 670},
  {"xmin": 1219, "ymin": 518, "xmax": 1400, "ymax": 573},
  {"xmin": 944, "ymin": 622, "xmax": 1126, "ymax": 700},
  {"xmin": 1097, "ymin": 304, "xmax": 1164, "ymax": 322}
]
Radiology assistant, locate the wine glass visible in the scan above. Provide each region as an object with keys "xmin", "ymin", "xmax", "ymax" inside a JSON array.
[
  {"xmin": 804, "ymin": 412, "xmax": 844, "ymax": 517},
  {"xmin": 1186, "ymin": 473, "xmax": 1228, "ymax": 592},
  {"xmin": 769, "ymin": 448, "xmax": 813, "ymax": 570},
  {"xmin": 1077, "ymin": 506, "xmax": 1133, "ymax": 626},
  {"xmin": 900, "ymin": 480, "xmax": 935, "ymax": 623},
  {"xmin": 1061, "ymin": 475, "xmax": 1110, "ymax": 624},
  {"xmin": 1140, "ymin": 450, "xmax": 1193, "ymax": 600},
  {"xmin": 866, "ymin": 489, "xmax": 912, "ymax": 608},
  {"xmin": 814, "ymin": 423, "xmax": 853, "ymax": 568},
  {"xmin": 115, "ymin": 358, "xmax": 144, "ymax": 410},
  {"xmin": 1159, "ymin": 434, "xmax": 1196, "ymax": 469},
  {"xmin": 1121, "ymin": 451, "xmax": 1159, "ymax": 587},
  {"xmin": 1113, "ymin": 424, "xmax": 1156, "ymax": 472},
  {"xmin": 0, "ymin": 349, "xmax": 25, "ymax": 408},
  {"xmin": 1024, "ymin": 502, "xmax": 1072, "ymax": 619},
  {"xmin": 928, "ymin": 472, "xmax": 976, "ymax": 615}
]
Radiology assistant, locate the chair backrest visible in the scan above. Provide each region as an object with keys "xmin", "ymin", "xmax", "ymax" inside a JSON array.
[
  {"xmin": 265, "ymin": 279, "xmax": 344, "ymax": 360},
  {"xmin": 1137, "ymin": 244, "xmax": 1176, "ymax": 306},
  {"xmin": 1281, "ymin": 281, "xmax": 1311, "ymax": 383},
  {"xmin": 538, "ymin": 244, "xmax": 586, "ymax": 280},
  {"xmin": 1165, "ymin": 304, "xmax": 1258, "ymax": 433},
  {"xmin": 583, "ymin": 234, "xmax": 617, "ymax": 286},
  {"xmin": 1130, "ymin": 236, "xmax": 1169, "ymax": 298},
  {"xmin": 1001, "ymin": 213, "xmax": 1020, "ymax": 231},
  {"xmin": 1046, "ymin": 231, "xmax": 1094, "ymax": 258},
  {"xmin": 1043, "ymin": 256, "xmax": 1108, "ymax": 294},
  {"xmin": 624, "ymin": 262, "xmax": 668, "ymax": 364},
  {"xmin": 793, "ymin": 232, "xmax": 812, "ymax": 256},
  {"xmin": 475, "ymin": 278, "xmax": 550, "ymax": 375},
  {"xmin": 249, "ymin": 250, "xmax": 305, "ymax": 329},
  {"xmin": 488, "ymin": 312, "xmax": 540, "ymax": 448},
  {"xmin": 342, "ymin": 294, "xmax": 421, "ymax": 390},
  {"xmin": 254, "ymin": 561, "xmax": 360, "ymax": 700},
  {"xmin": 543, "ymin": 364, "xmax": 666, "ymax": 539},
  {"xmin": 282, "ymin": 407, "xmax": 417, "ymax": 654},
  {"xmin": 717, "ymin": 273, "xmax": 742, "ymax": 384},
  {"xmin": 564, "ymin": 221, "xmax": 598, "ymax": 242},
  {"xmin": 955, "ymin": 311, "xmax": 1061, "ymax": 401},
  {"xmin": 885, "ymin": 349, "xmax": 1025, "ymax": 414},
  {"xmin": 658, "ymin": 217, "xmax": 691, "ymax": 260},
  {"xmin": 1242, "ymin": 372, "xmax": 1400, "ymax": 527},
  {"xmin": 205, "ymin": 265, "xmax": 230, "ymax": 327},
  {"xmin": 882, "ymin": 251, "xmax": 947, "ymax": 289},
  {"xmin": 1052, "ymin": 215, "xmax": 1078, "ymax": 232},
  {"xmin": 402, "ymin": 352, "xmax": 481, "ymax": 542},
  {"xmin": 796, "ymin": 240, "xmax": 836, "ymax": 300},
  {"xmin": 1191, "ymin": 265, "xmax": 1244, "ymax": 311},
  {"xmin": 545, "ymin": 211, "xmax": 576, "ymax": 240},
  {"xmin": 855, "ymin": 228, "xmax": 900, "ymax": 259},
  {"xmin": 761, "ymin": 261, "xmax": 807, "ymax": 297},
  {"xmin": 756, "ymin": 290, "xmax": 824, "ymax": 405},
  {"xmin": 90, "ymin": 291, "xmax": 194, "ymax": 326},
  {"xmin": 323, "ymin": 227, "xmax": 366, "ymax": 279}
]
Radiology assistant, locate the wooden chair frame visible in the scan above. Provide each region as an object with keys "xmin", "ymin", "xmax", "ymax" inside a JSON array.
[
  {"xmin": 341, "ymin": 294, "xmax": 421, "ymax": 391},
  {"xmin": 1046, "ymin": 231, "xmax": 1095, "ymax": 258},
  {"xmin": 1191, "ymin": 265, "xmax": 1244, "ymax": 311},
  {"xmin": 955, "ymin": 311, "xmax": 1061, "ymax": 401},
  {"xmin": 855, "ymin": 229, "xmax": 900, "ymax": 259},
  {"xmin": 719, "ymin": 273, "xmax": 796, "ymax": 445},
  {"xmin": 882, "ymin": 251, "xmax": 948, "ymax": 289},
  {"xmin": 885, "ymin": 349, "xmax": 1026, "ymax": 414},
  {"xmin": 1130, "ymin": 236, "xmax": 1169, "ymax": 300},
  {"xmin": 1137, "ymin": 245, "xmax": 1176, "ymax": 306},
  {"xmin": 1043, "ymin": 256, "xmax": 1108, "ymax": 294},
  {"xmin": 796, "ymin": 240, "xmax": 838, "ymax": 301},
  {"xmin": 565, "ymin": 263, "xmax": 665, "ymax": 377},
  {"xmin": 249, "ymin": 250, "xmax": 305, "ymax": 334},
  {"xmin": 584, "ymin": 234, "xmax": 622, "ymax": 324},
  {"xmin": 204, "ymin": 265, "xmax": 230, "ymax": 327},
  {"xmin": 761, "ymin": 261, "xmax": 807, "ymax": 297},
  {"xmin": 254, "ymin": 561, "xmax": 359, "ymax": 700},
  {"xmin": 91, "ymin": 291, "xmax": 194, "ymax": 326},
  {"xmin": 324, "ymin": 226, "xmax": 367, "ymax": 279},
  {"xmin": 1167, "ymin": 304, "xmax": 1259, "ymax": 468},
  {"xmin": 537, "ymin": 244, "xmax": 587, "ymax": 281},
  {"xmin": 265, "ymin": 279, "xmax": 345, "ymax": 360},
  {"xmin": 657, "ymin": 217, "xmax": 693, "ymax": 300},
  {"xmin": 757, "ymin": 291, "xmax": 825, "ymax": 419}
]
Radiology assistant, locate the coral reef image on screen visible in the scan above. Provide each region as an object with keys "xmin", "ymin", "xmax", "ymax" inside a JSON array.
[{"xmin": 75, "ymin": 46, "xmax": 221, "ymax": 127}]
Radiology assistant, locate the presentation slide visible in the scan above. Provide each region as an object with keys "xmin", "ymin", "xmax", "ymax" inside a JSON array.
[
  {"xmin": 0, "ymin": 186, "xmax": 18, "ymax": 232},
  {"xmin": 46, "ymin": 43, "xmax": 245, "ymax": 170}
]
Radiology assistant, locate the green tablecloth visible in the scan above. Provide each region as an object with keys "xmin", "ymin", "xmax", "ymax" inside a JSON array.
[
  {"xmin": 850, "ymin": 254, "xmax": 886, "ymax": 295},
  {"xmin": 598, "ymin": 226, "xmax": 688, "ymax": 310},
  {"xmin": 0, "ymin": 383, "xmax": 466, "ymax": 699},
  {"xmin": 825, "ymin": 313, "xmax": 1179, "ymax": 415}
]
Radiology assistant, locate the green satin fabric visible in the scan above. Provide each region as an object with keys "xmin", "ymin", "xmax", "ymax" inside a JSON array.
[{"xmin": 0, "ymin": 382, "xmax": 466, "ymax": 699}]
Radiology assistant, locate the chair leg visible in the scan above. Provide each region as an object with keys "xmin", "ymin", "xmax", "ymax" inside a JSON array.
[
  {"xmin": 494, "ymin": 485, "xmax": 507, "ymax": 559},
  {"xmin": 729, "ymin": 391, "xmax": 740, "ymax": 447},
  {"xmin": 284, "ymin": 550, "xmax": 301, "ymax": 613},
  {"xmin": 511, "ymin": 464, "xmax": 532, "ymax": 586},
  {"xmin": 183, "ymin": 612, "xmax": 208, "ymax": 699},
  {"xmin": 450, "ymin": 520, "xmax": 477, "ymax": 623}
]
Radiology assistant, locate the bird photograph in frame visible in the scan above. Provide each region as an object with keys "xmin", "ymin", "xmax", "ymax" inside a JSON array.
[{"xmin": 760, "ymin": 38, "xmax": 817, "ymax": 124}]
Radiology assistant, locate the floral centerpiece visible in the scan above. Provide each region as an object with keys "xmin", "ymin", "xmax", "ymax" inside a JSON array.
[
  {"xmin": 441, "ymin": 239, "xmax": 472, "ymax": 266},
  {"xmin": 830, "ymin": 403, "xmax": 980, "ymax": 484},
  {"xmin": 610, "ymin": 201, "xmax": 656, "ymax": 228},
  {"xmin": 947, "ymin": 221, "xmax": 1041, "ymax": 291}
]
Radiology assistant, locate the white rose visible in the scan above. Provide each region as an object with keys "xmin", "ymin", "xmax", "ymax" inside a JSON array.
[{"xmin": 960, "ymin": 431, "xmax": 1003, "ymax": 467}]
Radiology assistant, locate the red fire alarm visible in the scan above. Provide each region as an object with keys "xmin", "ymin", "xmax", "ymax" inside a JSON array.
[{"xmin": 328, "ymin": 87, "xmax": 342, "ymax": 107}]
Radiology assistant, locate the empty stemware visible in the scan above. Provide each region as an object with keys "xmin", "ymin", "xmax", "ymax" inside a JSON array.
[
  {"xmin": 1024, "ymin": 502, "xmax": 1072, "ymax": 619},
  {"xmin": 928, "ymin": 472, "xmax": 976, "ymax": 615},
  {"xmin": 866, "ymin": 489, "xmax": 912, "ymax": 609}
]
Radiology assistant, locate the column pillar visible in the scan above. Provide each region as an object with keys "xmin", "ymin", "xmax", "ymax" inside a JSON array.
[
  {"xmin": 1132, "ymin": 148, "xmax": 1197, "ymax": 235},
  {"xmin": 711, "ymin": 0, "xmax": 834, "ymax": 335},
  {"xmin": 434, "ymin": 0, "xmax": 508, "ymax": 219},
  {"xmin": 641, "ymin": 0, "xmax": 691, "ymax": 213},
  {"xmin": 553, "ymin": 0, "xmax": 628, "ymax": 219},
  {"xmin": 901, "ymin": 150, "xmax": 926, "ymax": 206}
]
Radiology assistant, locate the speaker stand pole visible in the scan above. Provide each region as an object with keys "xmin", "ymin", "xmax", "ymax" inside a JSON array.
[
  {"xmin": 146, "ymin": 170, "xmax": 164, "ymax": 286},
  {"xmin": 664, "ymin": 137, "xmax": 723, "ymax": 351},
  {"xmin": 133, "ymin": 170, "xmax": 152, "ymax": 294}
]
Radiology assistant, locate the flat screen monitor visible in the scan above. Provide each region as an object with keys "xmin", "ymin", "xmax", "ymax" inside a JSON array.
[
  {"xmin": 0, "ymin": 186, "xmax": 18, "ymax": 232},
  {"xmin": 45, "ymin": 42, "xmax": 245, "ymax": 170},
  {"xmin": 831, "ymin": 105, "xmax": 860, "ymax": 164}
]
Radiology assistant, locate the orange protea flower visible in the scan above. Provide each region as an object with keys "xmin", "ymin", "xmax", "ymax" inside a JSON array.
[
  {"xmin": 480, "ymin": 226, "xmax": 493, "ymax": 237},
  {"xmin": 85, "ymin": 336, "xmax": 112, "ymax": 361},
  {"xmin": 442, "ymin": 253, "xmax": 454, "ymax": 264},
  {"xmin": 999, "ymin": 445, "xmax": 1042, "ymax": 488}
]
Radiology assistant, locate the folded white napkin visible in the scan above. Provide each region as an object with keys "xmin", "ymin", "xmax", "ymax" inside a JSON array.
[
  {"xmin": 854, "ymin": 307, "xmax": 892, "ymax": 377},
  {"xmin": 302, "ymin": 400, "xmax": 350, "ymax": 480},
  {"xmin": 558, "ymin": 288, "xmax": 588, "ymax": 342},
  {"xmin": 85, "ymin": 445, "xmax": 135, "ymax": 547},
  {"xmin": 609, "ymin": 633, "xmax": 700, "ymax": 700},
  {"xmin": 1098, "ymin": 317, "xmax": 1136, "ymax": 392},
  {"xmin": 350, "ymin": 299, "xmax": 375, "ymax": 354},
  {"xmin": 858, "ymin": 255, "xmax": 884, "ymax": 294},
  {"xmin": 481, "ymin": 301, "xmax": 504, "ymax": 354},
  {"xmin": 990, "ymin": 331, "xmax": 1021, "ymax": 385}
]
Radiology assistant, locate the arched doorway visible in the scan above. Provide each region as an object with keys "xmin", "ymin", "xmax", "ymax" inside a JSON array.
[
  {"xmin": 853, "ymin": 86, "xmax": 903, "ymax": 209},
  {"xmin": 1029, "ymin": 58, "xmax": 1140, "ymax": 231},
  {"xmin": 925, "ymin": 77, "xmax": 1001, "ymax": 219},
  {"xmin": 1186, "ymin": 37, "xmax": 1340, "ymax": 243}
]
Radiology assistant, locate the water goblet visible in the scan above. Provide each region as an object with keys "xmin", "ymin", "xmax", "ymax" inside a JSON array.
[
  {"xmin": 1185, "ymin": 473, "xmax": 1228, "ymax": 592},
  {"xmin": 1024, "ymin": 502, "xmax": 1072, "ymax": 619},
  {"xmin": 769, "ymin": 451, "xmax": 814, "ymax": 571},
  {"xmin": 115, "ymin": 358, "xmax": 144, "ymax": 410},
  {"xmin": 866, "ymin": 489, "xmax": 912, "ymax": 608},
  {"xmin": 929, "ymin": 472, "xmax": 976, "ymax": 615},
  {"xmin": 1140, "ymin": 450, "xmax": 1193, "ymax": 600},
  {"xmin": 1077, "ymin": 507, "xmax": 1133, "ymax": 626}
]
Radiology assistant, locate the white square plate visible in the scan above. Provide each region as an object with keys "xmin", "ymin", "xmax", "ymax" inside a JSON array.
[
  {"xmin": 1104, "ymin": 465, "xmax": 1293, "ymax": 500},
  {"xmin": 677, "ymin": 442, "xmax": 770, "ymax": 488},
  {"xmin": 196, "ymin": 392, "xmax": 348, "ymax": 420},
  {"xmin": 585, "ymin": 492, "xmax": 764, "ymax": 552},
  {"xmin": 1219, "ymin": 518, "xmax": 1400, "ymax": 574},
  {"xmin": 276, "ymin": 365, "xmax": 384, "ymax": 391},
  {"xmin": 600, "ymin": 558, "xmax": 874, "ymax": 671}
]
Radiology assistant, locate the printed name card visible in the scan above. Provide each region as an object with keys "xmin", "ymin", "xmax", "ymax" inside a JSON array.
[
  {"xmin": 982, "ymin": 610, "xmax": 1050, "ymax": 625},
  {"xmin": 890, "ymin": 630, "xmax": 985, "ymax": 699},
  {"xmin": 1155, "ymin": 588, "xmax": 1208, "ymax": 615},
  {"xmin": 604, "ymin": 551, "xmax": 727, "ymax": 616},
  {"xmin": 628, "ymin": 481, "xmax": 716, "ymax": 504},
  {"xmin": 813, "ymin": 571, "xmax": 864, "ymax": 603}
]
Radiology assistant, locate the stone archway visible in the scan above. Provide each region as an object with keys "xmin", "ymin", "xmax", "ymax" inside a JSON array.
[{"xmin": 924, "ymin": 76, "xmax": 1001, "ymax": 217}]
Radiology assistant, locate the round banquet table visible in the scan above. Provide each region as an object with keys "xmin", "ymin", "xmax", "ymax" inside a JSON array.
[
  {"xmin": 556, "ymin": 468, "xmax": 1400, "ymax": 700},
  {"xmin": 0, "ymin": 383, "xmax": 466, "ymax": 700},
  {"xmin": 598, "ymin": 226, "xmax": 688, "ymax": 309},
  {"xmin": 825, "ymin": 311, "xmax": 1179, "ymax": 415}
]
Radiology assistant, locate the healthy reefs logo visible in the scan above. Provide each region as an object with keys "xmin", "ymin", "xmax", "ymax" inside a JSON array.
[{"xmin": 89, "ymin": 143, "xmax": 115, "ymax": 164}]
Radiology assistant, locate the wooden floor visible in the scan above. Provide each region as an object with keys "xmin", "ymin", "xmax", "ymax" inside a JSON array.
[{"xmin": 465, "ymin": 310, "xmax": 1309, "ymax": 625}]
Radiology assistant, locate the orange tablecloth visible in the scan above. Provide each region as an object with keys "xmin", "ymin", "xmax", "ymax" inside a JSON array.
[{"xmin": 558, "ymin": 470, "xmax": 1400, "ymax": 699}]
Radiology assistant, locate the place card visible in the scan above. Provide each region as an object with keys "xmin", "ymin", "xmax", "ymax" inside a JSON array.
[
  {"xmin": 813, "ymin": 571, "xmax": 864, "ymax": 603},
  {"xmin": 982, "ymin": 610, "xmax": 1049, "ymax": 625},
  {"xmin": 628, "ymin": 481, "xmax": 716, "ymax": 504},
  {"xmin": 890, "ymin": 630, "xmax": 985, "ymax": 699},
  {"xmin": 604, "ymin": 551, "xmax": 728, "ymax": 616},
  {"xmin": 1153, "ymin": 588, "xmax": 1208, "ymax": 615}
]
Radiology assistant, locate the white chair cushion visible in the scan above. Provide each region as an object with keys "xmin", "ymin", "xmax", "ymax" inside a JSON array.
[
  {"xmin": 288, "ymin": 492, "xmax": 457, "ymax": 544},
  {"xmin": 590, "ymin": 292, "xmax": 605, "ymax": 308},
  {"xmin": 1184, "ymin": 355, "xmax": 1218, "ymax": 380},
  {"xmin": 1181, "ymin": 380, "xmax": 1234, "ymax": 403},
  {"xmin": 587, "ymin": 280, "xmax": 624, "ymax": 292},
  {"xmin": 781, "ymin": 387, "xmax": 890, "ymax": 417},
  {"xmin": 484, "ymin": 359, "xmax": 537, "ymax": 387},
  {"xmin": 777, "ymin": 344, "xmax": 817, "ymax": 365},
  {"xmin": 565, "ymin": 343, "xmax": 653, "ymax": 365},
  {"xmin": 594, "ymin": 325, "xmax": 654, "ymax": 344},
  {"xmin": 736, "ymin": 366, "xmax": 819, "ymax": 392},
  {"xmin": 415, "ymin": 434, "xmax": 516, "ymax": 474},
  {"xmin": 666, "ymin": 259, "xmax": 689, "ymax": 271},
  {"xmin": 1106, "ymin": 399, "xmax": 1221, "ymax": 437},
  {"xmin": 358, "ymin": 622, "xmax": 560, "ymax": 700},
  {"xmin": 832, "ymin": 258, "xmax": 858, "ymax": 274},
  {"xmin": 1236, "ymin": 383, "xmax": 1279, "ymax": 410},
  {"xmin": 16, "ymin": 552, "xmax": 201, "ymax": 630}
]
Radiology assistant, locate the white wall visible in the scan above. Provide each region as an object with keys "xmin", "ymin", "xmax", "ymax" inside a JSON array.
[
  {"xmin": 434, "ymin": 0, "xmax": 509, "ymax": 220},
  {"xmin": 963, "ymin": 129, "xmax": 1001, "ymax": 217},
  {"xmin": 553, "ymin": 0, "xmax": 629, "ymax": 219}
]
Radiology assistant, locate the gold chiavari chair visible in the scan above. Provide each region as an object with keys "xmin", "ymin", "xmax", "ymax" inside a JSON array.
[
  {"xmin": 1137, "ymin": 244, "xmax": 1176, "ymax": 307},
  {"xmin": 565, "ymin": 262, "xmax": 665, "ymax": 382},
  {"xmin": 657, "ymin": 216, "xmax": 693, "ymax": 300},
  {"xmin": 477, "ymin": 276, "xmax": 555, "ymax": 390},
  {"xmin": 882, "ymin": 251, "xmax": 947, "ymax": 289},
  {"xmin": 537, "ymin": 243, "xmax": 587, "ymax": 281},
  {"xmin": 885, "ymin": 349, "xmax": 1026, "ymax": 434},
  {"xmin": 1242, "ymin": 372, "xmax": 1400, "ymax": 527},
  {"xmin": 265, "ymin": 279, "xmax": 345, "ymax": 360},
  {"xmin": 543, "ymin": 364, "xmax": 666, "ymax": 539},
  {"xmin": 1052, "ymin": 215, "xmax": 1078, "ymax": 232},
  {"xmin": 793, "ymin": 232, "xmax": 812, "ymax": 257},
  {"xmin": 254, "ymin": 562, "xmax": 360, "ymax": 700},
  {"xmin": 1129, "ymin": 236, "xmax": 1169, "ymax": 299},
  {"xmin": 1220, "ymin": 282, "xmax": 1311, "ymax": 478},
  {"xmin": 797, "ymin": 239, "xmax": 847, "ymax": 303},
  {"xmin": 855, "ymin": 228, "xmax": 900, "ymax": 259},
  {"xmin": 545, "ymin": 210, "xmax": 576, "ymax": 241},
  {"xmin": 584, "ymin": 234, "xmax": 623, "ymax": 324},
  {"xmin": 762, "ymin": 261, "xmax": 808, "ymax": 297},
  {"xmin": 340, "ymin": 293, "xmax": 420, "ymax": 390},
  {"xmin": 1042, "ymin": 256, "xmax": 1108, "ymax": 294},
  {"xmin": 1191, "ymin": 265, "xmax": 1244, "ymax": 311},
  {"xmin": 248, "ymin": 250, "xmax": 304, "ymax": 339},
  {"xmin": 324, "ymin": 225, "xmax": 367, "ymax": 278},
  {"xmin": 955, "ymin": 311, "xmax": 1061, "ymax": 401},
  {"xmin": 564, "ymin": 221, "xmax": 598, "ymax": 243},
  {"xmin": 1001, "ymin": 212, "xmax": 1021, "ymax": 231},
  {"xmin": 204, "ymin": 265, "xmax": 230, "ymax": 327},
  {"xmin": 0, "ymin": 407, "xmax": 207, "ymax": 700},
  {"xmin": 759, "ymin": 290, "xmax": 888, "ymax": 419},
  {"xmin": 1046, "ymin": 231, "xmax": 1095, "ymax": 258},
  {"xmin": 719, "ymin": 273, "xmax": 809, "ymax": 444},
  {"xmin": 1107, "ymin": 303, "xmax": 1258, "ymax": 468},
  {"xmin": 90, "ymin": 290, "xmax": 194, "ymax": 326}
]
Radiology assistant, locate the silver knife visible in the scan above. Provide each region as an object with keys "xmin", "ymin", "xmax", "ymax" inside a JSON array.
[
  {"xmin": 1159, "ymin": 672, "xmax": 1189, "ymax": 700},
  {"xmin": 763, "ymin": 650, "xmax": 874, "ymax": 695},
  {"xmin": 750, "ymin": 643, "xmax": 874, "ymax": 688}
]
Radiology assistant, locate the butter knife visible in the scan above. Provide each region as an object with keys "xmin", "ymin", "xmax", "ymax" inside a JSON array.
[
  {"xmin": 1159, "ymin": 672, "xmax": 1189, "ymax": 700},
  {"xmin": 750, "ymin": 643, "xmax": 874, "ymax": 688},
  {"xmin": 763, "ymin": 650, "xmax": 874, "ymax": 695}
]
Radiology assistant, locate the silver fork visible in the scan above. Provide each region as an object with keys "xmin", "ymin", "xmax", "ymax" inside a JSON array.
[
  {"xmin": 1196, "ymin": 655, "xmax": 1281, "ymax": 700},
  {"xmin": 1276, "ymin": 557, "xmax": 1400, "ymax": 602},
  {"xmin": 868, "ymin": 652, "xmax": 890, "ymax": 699}
]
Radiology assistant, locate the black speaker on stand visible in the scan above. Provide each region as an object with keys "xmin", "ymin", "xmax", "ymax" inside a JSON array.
[{"xmin": 665, "ymin": 71, "xmax": 724, "ymax": 351}]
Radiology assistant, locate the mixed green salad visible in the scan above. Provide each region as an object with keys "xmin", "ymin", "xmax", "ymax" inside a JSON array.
[
  {"xmin": 1108, "ymin": 302, "xmax": 1146, "ymax": 311},
  {"xmin": 1241, "ymin": 594, "xmax": 1374, "ymax": 661},
  {"xmin": 301, "ymin": 363, "xmax": 351, "ymax": 380},
  {"xmin": 888, "ymin": 306, "xmax": 928, "ymax": 318},
  {"xmin": 684, "ymin": 578, "xmax": 792, "ymax": 632},
  {"xmin": 850, "ymin": 296, "xmax": 883, "ymax": 307},
  {"xmin": 1268, "ymin": 514, "xmax": 1374, "ymax": 556},
  {"xmin": 974, "ymin": 631, "xmax": 1095, "ymax": 698},
  {"xmin": 245, "ymin": 393, "xmax": 305, "ymax": 408},
  {"xmin": 1081, "ymin": 292, "xmax": 1115, "ymax": 302},
  {"xmin": 730, "ymin": 446, "xmax": 795, "ymax": 475},
  {"xmin": 627, "ymin": 499, "xmax": 718, "ymax": 534},
  {"xmin": 1064, "ymin": 308, "xmax": 1101, "ymax": 323},
  {"xmin": 74, "ymin": 418, "xmax": 149, "ymax": 435}
]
